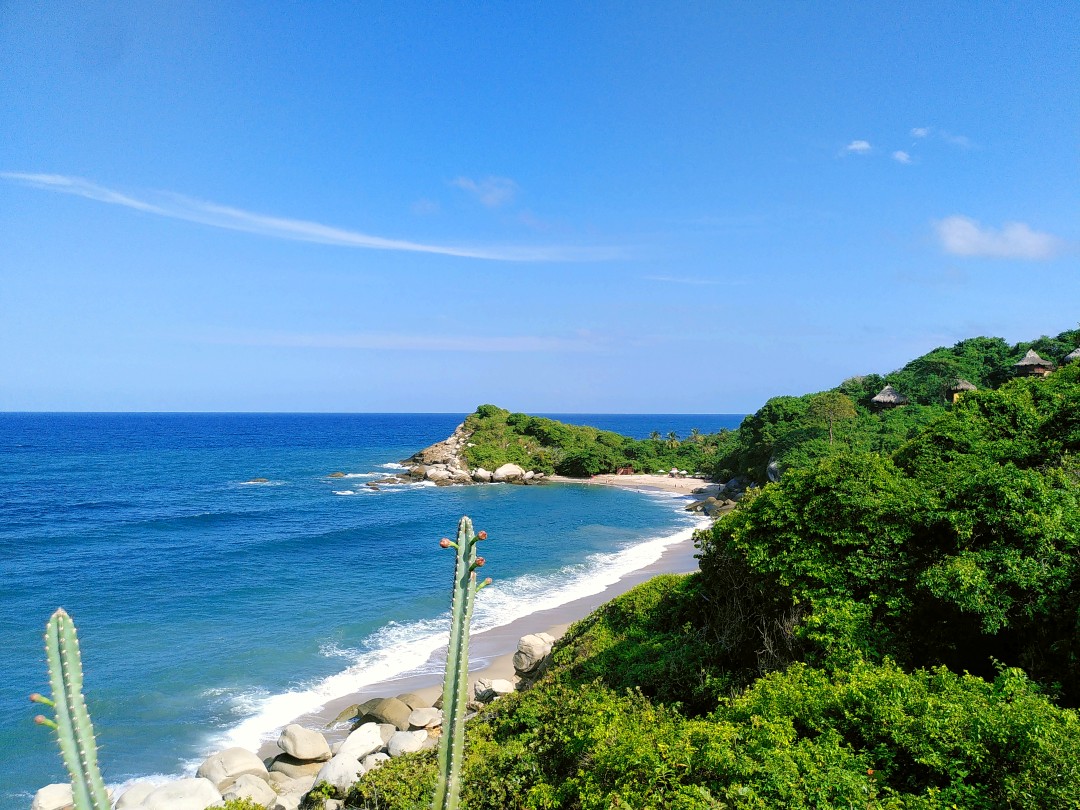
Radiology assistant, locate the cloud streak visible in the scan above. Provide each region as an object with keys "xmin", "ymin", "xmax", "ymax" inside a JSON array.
[
  {"xmin": 451, "ymin": 175, "xmax": 518, "ymax": 207},
  {"xmin": 2, "ymin": 172, "xmax": 618, "ymax": 262},
  {"xmin": 843, "ymin": 140, "xmax": 872, "ymax": 154},
  {"xmin": 935, "ymin": 215, "xmax": 1064, "ymax": 260}
]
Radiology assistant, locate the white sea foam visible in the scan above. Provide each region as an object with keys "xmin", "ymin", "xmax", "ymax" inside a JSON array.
[
  {"xmin": 332, "ymin": 490, "xmax": 357, "ymax": 495},
  {"xmin": 197, "ymin": 506, "xmax": 709, "ymax": 759},
  {"xmin": 340, "ymin": 472, "xmax": 381, "ymax": 479},
  {"xmin": 379, "ymin": 462, "xmax": 408, "ymax": 470}
]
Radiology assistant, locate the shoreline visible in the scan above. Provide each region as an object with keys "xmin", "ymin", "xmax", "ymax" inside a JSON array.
[{"xmin": 256, "ymin": 474, "xmax": 714, "ymax": 758}]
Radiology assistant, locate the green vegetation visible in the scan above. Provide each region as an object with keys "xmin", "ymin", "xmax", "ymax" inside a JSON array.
[
  {"xmin": 344, "ymin": 326, "xmax": 1080, "ymax": 808},
  {"xmin": 460, "ymin": 404, "xmax": 735, "ymax": 477}
]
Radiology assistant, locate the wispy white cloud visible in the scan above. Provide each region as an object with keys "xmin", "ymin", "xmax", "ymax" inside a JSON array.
[
  {"xmin": 892, "ymin": 150, "xmax": 912, "ymax": 164},
  {"xmin": 935, "ymin": 215, "xmax": 1064, "ymax": 260},
  {"xmin": 843, "ymin": 140, "xmax": 872, "ymax": 154},
  {"xmin": 643, "ymin": 275, "xmax": 740, "ymax": 286},
  {"xmin": 940, "ymin": 131, "xmax": 972, "ymax": 149},
  {"xmin": 911, "ymin": 127, "xmax": 930, "ymax": 138},
  {"xmin": 2, "ymin": 172, "xmax": 618, "ymax": 262},
  {"xmin": 207, "ymin": 329, "xmax": 602, "ymax": 353},
  {"xmin": 450, "ymin": 175, "xmax": 518, "ymax": 207}
]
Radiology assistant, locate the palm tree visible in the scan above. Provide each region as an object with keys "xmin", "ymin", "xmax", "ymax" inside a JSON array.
[
  {"xmin": 666, "ymin": 431, "xmax": 680, "ymax": 449},
  {"xmin": 649, "ymin": 431, "xmax": 661, "ymax": 442}
]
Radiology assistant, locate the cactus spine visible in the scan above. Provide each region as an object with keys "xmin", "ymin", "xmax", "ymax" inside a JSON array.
[
  {"xmin": 31, "ymin": 608, "xmax": 110, "ymax": 810},
  {"xmin": 432, "ymin": 516, "xmax": 491, "ymax": 810}
]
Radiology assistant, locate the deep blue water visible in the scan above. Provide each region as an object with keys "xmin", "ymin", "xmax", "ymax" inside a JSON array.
[{"xmin": 0, "ymin": 412, "xmax": 743, "ymax": 807}]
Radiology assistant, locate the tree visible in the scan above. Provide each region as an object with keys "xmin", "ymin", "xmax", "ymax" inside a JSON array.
[
  {"xmin": 666, "ymin": 431, "xmax": 680, "ymax": 449},
  {"xmin": 808, "ymin": 392, "xmax": 856, "ymax": 445}
]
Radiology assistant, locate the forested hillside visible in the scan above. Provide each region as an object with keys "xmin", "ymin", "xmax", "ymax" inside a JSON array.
[{"xmin": 344, "ymin": 326, "xmax": 1080, "ymax": 809}]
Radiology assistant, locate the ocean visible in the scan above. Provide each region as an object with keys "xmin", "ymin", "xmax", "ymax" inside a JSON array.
[{"xmin": 0, "ymin": 412, "xmax": 744, "ymax": 808}]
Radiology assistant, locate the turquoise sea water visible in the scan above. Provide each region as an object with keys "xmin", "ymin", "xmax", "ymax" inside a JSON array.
[{"xmin": 0, "ymin": 412, "xmax": 743, "ymax": 808}]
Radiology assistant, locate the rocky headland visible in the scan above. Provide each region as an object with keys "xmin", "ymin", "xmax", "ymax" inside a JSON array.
[{"xmin": 338, "ymin": 422, "xmax": 548, "ymax": 489}]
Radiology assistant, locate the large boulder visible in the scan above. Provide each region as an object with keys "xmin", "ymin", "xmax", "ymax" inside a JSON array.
[
  {"xmin": 337, "ymin": 722, "xmax": 385, "ymax": 760},
  {"xmin": 362, "ymin": 697, "xmax": 413, "ymax": 730},
  {"xmin": 395, "ymin": 692, "xmax": 429, "ymax": 710},
  {"xmin": 315, "ymin": 755, "xmax": 366, "ymax": 794},
  {"xmin": 31, "ymin": 784, "xmax": 72, "ymax": 810},
  {"xmin": 387, "ymin": 730, "xmax": 429, "ymax": 757},
  {"xmin": 471, "ymin": 468, "xmax": 492, "ymax": 483},
  {"xmin": 278, "ymin": 724, "xmax": 331, "ymax": 762},
  {"xmin": 141, "ymin": 778, "xmax": 222, "ymax": 810},
  {"xmin": 425, "ymin": 466, "xmax": 453, "ymax": 484},
  {"xmin": 513, "ymin": 634, "xmax": 554, "ymax": 675},
  {"xmin": 115, "ymin": 782, "xmax": 158, "ymax": 809},
  {"xmin": 408, "ymin": 707, "xmax": 443, "ymax": 729},
  {"xmin": 361, "ymin": 752, "xmax": 390, "ymax": 772},
  {"xmin": 474, "ymin": 678, "xmax": 515, "ymax": 702},
  {"xmin": 222, "ymin": 773, "xmax": 278, "ymax": 807},
  {"xmin": 196, "ymin": 746, "xmax": 269, "ymax": 790},
  {"xmin": 492, "ymin": 464, "xmax": 525, "ymax": 483},
  {"xmin": 269, "ymin": 753, "xmax": 326, "ymax": 780}
]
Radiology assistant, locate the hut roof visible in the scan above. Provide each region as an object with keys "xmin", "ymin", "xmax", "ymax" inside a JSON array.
[
  {"xmin": 1014, "ymin": 349, "xmax": 1053, "ymax": 368},
  {"xmin": 871, "ymin": 384, "xmax": 909, "ymax": 405},
  {"xmin": 951, "ymin": 378, "xmax": 977, "ymax": 392},
  {"xmin": 1064, "ymin": 347, "xmax": 1080, "ymax": 364}
]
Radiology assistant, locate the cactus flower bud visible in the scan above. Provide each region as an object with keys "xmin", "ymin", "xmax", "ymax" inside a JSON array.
[
  {"xmin": 475, "ymin": 556, "xmax": 486, "ymax": 567},
  {"xmin": 482, "ymin": 577, "xmax": 492, "ymax": 586},
  {"xmin": 439, "ymin": 538, "xmax": 451, "ymax": 548},
  {"xmin": 477, "ymin": 530, "xmax": 487, "ymax": 540}
]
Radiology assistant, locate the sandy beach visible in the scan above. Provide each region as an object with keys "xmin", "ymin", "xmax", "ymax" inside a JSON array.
[{"xmin": 259, "ymin": 474, "xmax": 714, "ymax": 757}]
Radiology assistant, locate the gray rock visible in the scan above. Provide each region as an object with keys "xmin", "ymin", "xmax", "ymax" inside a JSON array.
[
  {"xmin": 492, "ymin": 463, "xmax": 525, "ymax": 483},
  {"xmin": 425, "ymin": 466, "xmax": 453, "ymax": 483},
  {"xmin": 223, "ymin": 773, "xmax": 278, "ymax": 807},
  {"xmin": 278, "ymin": 724, "xmax": 331, "ymax": 762},
  {"xmin": 363, "ymin": 697, "xmax": 413, "ymax": 730},
  {"xmin": 472, "ymin": 468, "xmax": 492, "ymax": 482},
  {"xmin": 378, "ymin": 723, "xmax": 397, "ymax": 743},
  {"xmin": 523, "ymin": 470, "xmax": 535, "ymax": 480},
  {"xmin": 197, "ymin": 746, "xmax": 269, "ymax": 790},
  {"xmin": 269, "ymin": 753, "xmax": 326, "ymax": 779},
  {"xmin": 315, "ymin": 754, "xmax": 366, "ymax": 794},
  {"xmin": 272, "ymin": 793, "xmax": 302, "ymax": 810},
  {"xmin": 408, "ymin": 707, "xmax": 443, "ymax": 728},
  {"xmin": 387, "ymin": 729, "xmax": 429, "ymax": 757},
  {"xmin": 266, "ymin": 773, "xmax": 317, "ymax": 795},
  {"xmin": 474, "ymin": 677, "xmax": 515, "ymax": 702},
  {"xmin": 766, "ymin": 460, "xmax": 781, "ymax": 483},
  {"xmin": 513, "ymin": 633, "xmax": 553, "ymax": 675},
  {"xmin": 337, "ymin": 722, "xmax": 385, "ymax": 760},
  {"xmin": 395, "ymin": 692, "xmax": 429, "ymax": 710},
  {"xmin": 328, "ymin": 703, "xmax": 361, "ymax": 727},
  {"xmin": 115, "ymin": 782, "xmax": 158, "ymax": 810},
  {"xmin": 361, "ymin": 752, "xmax": 390, "ymax": 771},
  {"xmin": 141, "ymin": 778, "xmax": 222, "ymax": 810},
  {"xmin": 31, "ymin": 783, "xmax": 72, "ymax": 810}
]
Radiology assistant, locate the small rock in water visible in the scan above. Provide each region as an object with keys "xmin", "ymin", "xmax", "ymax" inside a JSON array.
[{"xmin": 328, "ymin": 472, "xmax": 346, "ymax": 478}]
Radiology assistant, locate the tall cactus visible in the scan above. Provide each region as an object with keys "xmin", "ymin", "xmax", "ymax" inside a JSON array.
[
  {"xmin": 432, "ymin": 516, "xmax": 491, "ymax": 810},
  {"xmin": 30, "ymin": 608, "xmax": 110, "ymax": 810}
]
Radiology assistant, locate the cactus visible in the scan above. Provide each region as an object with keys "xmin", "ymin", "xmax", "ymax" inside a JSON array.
[
  {"xmin": 30, "ymin": 608, "xmax": 110, "ymax": 810},
  {"xmin": 432, "ymin": 516, "xmax": 491, "ymax": 810}
]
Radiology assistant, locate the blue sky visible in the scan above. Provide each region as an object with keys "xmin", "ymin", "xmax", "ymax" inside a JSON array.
[{"xmin": 2, "ymin": 3, "xmax": 1077, "ymax": 413}]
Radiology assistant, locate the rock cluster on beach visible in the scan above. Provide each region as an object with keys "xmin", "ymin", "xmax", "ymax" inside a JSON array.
[
  {"xmin": 31, "ymin": 633, "xmax": 557, "ymax": 810},
  {"xmin": 684, "ymin": 477, "xmax": 747, "ymax": 517},
  {"xmin": 340, "ymin": 422, "xmax": 547, "ymax": 489}
]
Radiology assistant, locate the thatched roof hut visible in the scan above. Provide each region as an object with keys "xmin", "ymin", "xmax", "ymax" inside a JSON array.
[
  {"xmin": 1064, "ymin": 347, "xmax": 1080, "ymax": 365},
  {"xmin": 871, "ymin": 384, "xmax": 909, "ymax": 407},
  {"xmin": 1013, "ymin": 349, "xmax": 1054, "ymax": 376},
  {"xmin": 948, "ymin": 378, "xmax": 977, "ymax": 403}
]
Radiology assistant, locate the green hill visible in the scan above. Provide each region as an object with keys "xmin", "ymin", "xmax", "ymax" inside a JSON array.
[{"xmin": 346, "ymin": 325, "xmax": 1080, "ymax": 809}]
